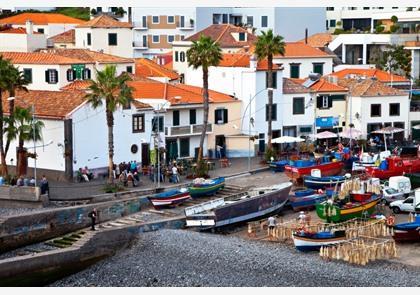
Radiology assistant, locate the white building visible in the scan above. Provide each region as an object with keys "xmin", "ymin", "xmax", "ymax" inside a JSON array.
[
  {"xmin": 75, "ymin": 14, "xmax": 133, "ymax": 58},
  {"xmin": 0, "ymin": 12, "xmax": 84, "ymax": 38},
  {"xmin": 1, "ymin": 89, "xmax": 154, "ymax": 181},
  {"xmin": 0, "ymin": 21, "xmax": 46, "ymax": 52}
]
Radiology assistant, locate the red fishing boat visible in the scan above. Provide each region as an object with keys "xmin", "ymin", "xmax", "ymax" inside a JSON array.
[
  {"xmin": 366, "ymin": 156, "xmax": 420, "ymax": 179},
  {"xmin": 284, "ymin": 160, "xmax": 344, "ymax": 182}
]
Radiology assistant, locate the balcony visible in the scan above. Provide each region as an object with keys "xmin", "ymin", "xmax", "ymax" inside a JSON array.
[
  {"xmin": 133, "ymin": 41, "xmax": 148, "ymax": 49},
  {"xmin": 165, "ymin": 123, "xmax": 212, "ymax": 137},
  {"xmin": 176, "ymin": 21, "xmax": 194, "ymax": 30},
  {"xmin": 132, "ymin": 21, "xmax": 148, "ymax": 30}
]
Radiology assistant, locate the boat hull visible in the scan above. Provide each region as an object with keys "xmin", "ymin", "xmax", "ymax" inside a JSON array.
[
  {"xmin": 393, "ymin": 229, "xmax": 420, "ymax": 242},
  {"xmin": 148, "ymin": 190, "xmax": 191, "ymax": 208},
  {"xmin": 188, "ymin": 177, "xmax": 225, "ymax": 198},
  {"xmin": 303, "ymin": 176, "xmax": 346, "ymax": 189},
  {"xmin": 285, "ymin": 161, "xmax": 344, "ymax": 182},
  {"xmin": 269, "ymin": 160, "xmax": 288, "ymax": 172},
  {"xmin": 289, "ymin": 194, "xmax": 326, "ymax": 211},
  {"xmin": 292, "ymin": 232, "xmax": 347, "ymax": 252}
]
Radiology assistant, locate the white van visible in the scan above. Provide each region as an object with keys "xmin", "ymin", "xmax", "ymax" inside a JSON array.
[{"xmin": 388, "ymin": 176, "xmax": 412, "ymax": 197}]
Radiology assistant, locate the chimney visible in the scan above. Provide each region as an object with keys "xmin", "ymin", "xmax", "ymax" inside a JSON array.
[
  {"xmin": 305, "ymin": 28, "xmax": 308, "ymax": 44},
  {"xmin": 249, "ymin": 54, "xmax": 257, "ymax": 70},
  {"xmin": 26, "ymin": 20, "xmax": 33, "ymax": 35}
]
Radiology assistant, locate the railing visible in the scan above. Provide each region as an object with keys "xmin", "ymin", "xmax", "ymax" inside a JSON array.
[{"xmin": 165, "ymin": 123, "xmax": 212, "ymax": 136}]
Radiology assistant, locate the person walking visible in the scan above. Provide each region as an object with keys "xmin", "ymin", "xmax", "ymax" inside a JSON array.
[
  {"xmin": 172, "ymin": 165, "xmax": 179, "ymax": 183},
  {"xmin": 88, "ymin": 208, "xmax": 98, "ymax": 231},
  {"xmin": 40, "ymin": 175, "xmax": 49, "ymax": 195}
]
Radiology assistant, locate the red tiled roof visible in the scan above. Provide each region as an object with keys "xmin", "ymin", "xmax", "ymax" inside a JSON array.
[
  {"xmin": 336, "ymin": 78, "xmax": 406, "ymax": 97},
  {"xmin": 283, "ymin": 78, "xmax": 311, "ymax": 94},
  {"xmin": 77, "ymin": 14, "xmax": 132, "ymax": 28},
  {"xmin": 0, "ymin": 27, "xmax": 41, "ymax": 34},
  {"xmin": 298, "ymin": 33, "xmax": 333, "ymax": 48},
  {"xmin": 185, "ymin": 24, "xmax": 257, "ymax": 48},
  {"xmin": 39, "ymin": 48, "xmax": 133, "ymax": 64},
  {"xmin": 48, "ymin": 29, "xmax": 75, "ymax": 43},
  {"xmin": 135, "ymin": 58, "xmax": 179, "ymax": 80},
  {"xmin": 292, "ymin": 77, "xmax": 348, "ymax": 93},
  {"xmin": 0, "ymin": 13, "xmax": 85, "ymax": 25},
  {"xmin": 275, "ymin": 42, "xmax": 333, "ymax": 58},
  {"xmin": 1, "ymin": 89, "xmax": 86, "ymax": 119},
  {"xmin": 330, "ymin": 68, "xmax": 409, "ymax": 83},
  {"xmin": 0, "ymin": 51, "xmax": 90, "ymax": 65},
  {"xmin": 60, "ymin": 80, "xmax": 92, "ymax": 91},
  {"xmin": 218, "ymin": 53, "xmax": 280, "ymax": 70}
]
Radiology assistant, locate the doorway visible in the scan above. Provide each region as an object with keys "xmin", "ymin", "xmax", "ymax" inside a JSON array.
[
  {"xmin": 141, "ymin": 143, "xmax": 150, "ymax": 166},
  {"xmin": 215, "ymin": 135, "xmax": 226, "ymax": 158},
  {"xmin": 166, "ymin": 139, "xmax": 178, "ymax": 163}
]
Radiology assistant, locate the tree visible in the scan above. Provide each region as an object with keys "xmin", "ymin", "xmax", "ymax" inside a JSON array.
[
  {"xmin": 85, "ymin": 65, "xmax": 133, "ymax": 183},
  {"xmin": 254, "ymin": 29, "xmax": 285, "ymax": 150},
  {"xmin": 4, "ymin": 107, "xmax": 44, "ymax": 177},
  {"xmin": 115, "ymin": 7, "xmax": 126, "ymax": 17},
  {"xmin": 186, "ymin": 35, "xmax": 222, "ymax": 170},
  {"xmin": 0, "ymin": 55, "xmax": 13, "ymax": 176},
  {"xmin": 391, "ymin": 15, "xmax": 398, "ymax": 23},
  {"xmin": 370, "ymin": 45, "xmax": 412, "ymax": 78}
]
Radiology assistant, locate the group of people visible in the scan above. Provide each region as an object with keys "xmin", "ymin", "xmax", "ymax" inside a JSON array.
[
  {"xmin": 116, "ymin": 160, "xmax": 141, "ymax": 187},
  {"xmin": 77, "ymin": 166, "xmax": 93, "ymax": 182},
  {"xmin": 1, "ymin": 175, "xmax": 50, "ymax": 195},
  {"xmin": 149, "ymin": 162, "xmax": 181, "ymax": 184}
]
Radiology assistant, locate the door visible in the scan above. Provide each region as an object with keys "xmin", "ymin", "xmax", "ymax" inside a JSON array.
[
  {"xmin": 141, "ymin": 143, "xmax": 150, "ymax": 166},
  {"xmin": 166, "ymin": 139, "xmax": 178, "ymax": 163},
  {"xmin": 258, "ymin": 133, "xmax": 265, "ymax": 153},
  {"xmin": 215, "ymin": 135, "xmax": 226, "ymax": 158}
]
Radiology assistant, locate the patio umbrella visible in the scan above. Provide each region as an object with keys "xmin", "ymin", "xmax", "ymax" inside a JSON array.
[
  {"xmin": 271, "ymin": 136, "xmax": 305, "ymax": 144},
  {"xmin": 372, "ymin": 126, "xmax": 405, "ymax": 151},
  {"xmin": 339, "ymin": 128, "xmax": 362, "ymax": 139},
  {"xmin": 313, "ymin": 131, "xmax": 338, "ymax": 139}
]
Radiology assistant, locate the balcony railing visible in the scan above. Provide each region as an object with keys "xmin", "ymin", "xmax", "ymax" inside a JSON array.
[
  {"xmin": 165, "ymin": 123, "xmax": 212, "ymax": 136},
  {"xmin": 176, "ymin": 21, "xmax": 194, "ymax": 30},
  {"xmin": 132, "ymin": 21, "xmax": 148, "ymax": 29}
]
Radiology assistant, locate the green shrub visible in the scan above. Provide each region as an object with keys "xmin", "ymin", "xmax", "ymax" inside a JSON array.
[
  {"xmin": 333, "ymin": 28, "xmax": 345, "ymax": 35},
  {"xmin": 375, "ymin": 25, "xmax": 384, "ymax": 33},
  {"xmin": 391, "ymin": 15, "xmax": 398, "ymax": 23},
  {"xmin": 103, "ymin": 183, "xmax": 125, "ymax": 193},
  {"xmin": 264, "ymin": 148, "xmax": 276, "ymax": 163},
  {"xmin": 390, "ymin": 25, "xmax": 399, "ymax": 33}
]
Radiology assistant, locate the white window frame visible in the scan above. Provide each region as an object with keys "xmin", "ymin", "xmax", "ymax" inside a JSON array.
[
  {"xmin": 152, "ymin": 16, "xmax": 159, "ymax": 24},
  {"xmin": 167, "ymin": 15, "xmax": 175, "ymax": 24},
  {"xmin": 49, "ymin": 69, "xmax": 57, "ymax": 84},
  {"xmin": 322, "ymin": 96, "xmax": 329, "ymax": 108},
  {"xmin": 167, "ymin": 35, "xmax": 175, "ymax": 43},
  {"xmin": 152, "ymin": 35, "xmax": 160, "ymax": 43}
]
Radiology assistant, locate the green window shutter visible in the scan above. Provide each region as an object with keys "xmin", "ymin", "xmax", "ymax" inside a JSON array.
[
  {"xmin": 23, "ymin": 68, "xmax": 32, "ymax": 83},
  {"xmin": 223, "ymin": 109, "xmax": 228, "ymax": 123},
  {"xmin": 272, "ymin": 104, "xmax": 277, "ymax": 121},
  {"xmin": 313, "ymin": 63, "xmax": 324, "ymax": 75},
  {"xmin": 189, "ymin": 109, "xmax": 196, "ymax": 124},
  {"xmin": 293, "ymin": 97, "xmax": 304, "ymax": 115},
  {"xmin": 290, "ymin": 65, "xmax": 300, "ymax": 78}
]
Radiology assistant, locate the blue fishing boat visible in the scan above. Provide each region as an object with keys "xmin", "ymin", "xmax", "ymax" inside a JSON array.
[
  {"xmin": 148, "ymin": 188, "xmax": 191, "ymax": 209},
  {"xmin": 269, "ymin": 160, "xmax": 289, "ymax": 172},
  {"xmin": 303, "ymin": 175, "xmax": 347, "ymax": 189},
  {"xmin": 188, "ymin": 177, "xmax": 225, "ymax": 198},
  {"xmin": 292, "ymin": 230, "xmax": 347, "ymax": 251},
  {"xmin": 289, "ymin": 193, "xmax": 327, "ymax": 211},
  {"xmin": 393, "ymin": 216, "xmax": 420, "ymax": 242}
]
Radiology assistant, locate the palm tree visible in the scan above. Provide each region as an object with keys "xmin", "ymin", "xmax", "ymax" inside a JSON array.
[
  {"xmin": 187, "ymin": 35, "xmax": 222, "ymax": 169},
  {"xmin": 5, "ymin": 65, "xmax": 28, "ymax": 158},
  {"xmin": 0, "ymin": 55, "xmax": 12, "ymax": 176},
  {"xmin": 254, "ymin": 29, "xmax": 285, "ymax": 150},
  {"xmin": 4, "ymin": 107, "xmax": 44, "ymax": 177},
  {"xmin": 85, "ymin": 65, "xmax": 133, "ymax": 183}
]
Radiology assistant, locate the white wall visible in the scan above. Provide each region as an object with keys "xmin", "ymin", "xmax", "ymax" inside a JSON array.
[
  {"xmin": 0, "ymin": 33, "xmax": 46, "ymax": 52},
  {"xmin": 12, "ymin": 23, "xmax": 77, "ymax": 38},
  {"xmin": 282, "ymin": 93, "xmax": 314, "ymax": 133},
  {"xmin": 274, "ymin": 57, "xmax": 334, "ymax": 79}
]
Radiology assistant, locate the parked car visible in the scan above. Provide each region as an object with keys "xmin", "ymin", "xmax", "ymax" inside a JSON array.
[
  {"xmin": 381, "ymin": 187, "xmax": 405, "ymax": 205},
  {"xmin": 390, "ymin": 196, "xmax": 416, "ymax": 214}
]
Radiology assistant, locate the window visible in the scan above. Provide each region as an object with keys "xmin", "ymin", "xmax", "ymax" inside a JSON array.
[
  {"xmin": 326, "ymin": 7, "xmax": 334, "ymax": 11},
  {"xmin": 175, "ymin": 51, "xmax": 179, "ymax": 62},
  {"xmin": 132, "ymin": 114, "xmax": 145, "ymax": 133},
  {"xmin": 261, "ymin": 16, "xmax": 268, "ymax": 27},
  {"xmin": 247, "ymin": 16, "xmax": 253, "ymax": 26},
  {"xmin": 322, "ymin": 96, "xmax": 329, "ymax": 108},
  {"xmin": 180, "ymin": 51, "xmax": 186, "ymax": 62},
  {"xmin": 265, "ymin": 72, "xmax": 277, "ymax": 89},
  {"xmin": 222, "ymin": 14, "xmax": 228, "ymax": 24},
  {"xmin": 167, "ymin": 35, "xmax": 175, "ymax": 43},
  {"xmin": 363, "ymin": 7, "xmax": 370, "ymax": 10},
  {"xmin": 37, "ymin": 28, "xmax": 44, "ymax": 34},
  {"xmin": 167, "ymin": 15, "xmax": 175, "ymax": 23},
  {"xmin": 108, "ymin": 33, "xmax": 117, "ymax": 45},
  {"xmin": 142, "ymin": 15, "xmax": 147, "ymax": 27},
  {"xmin": 215, "ymin": 109, "xmax": 228, "ymax": 124},
  {"xmin": 265, "ymin": 104, "xmax": 277, "ymax": 121},
  {"xmin": 152, "ymin": 16, "xmax": 159, "ymax": 23},
  {"xmin": 82, "ymin": 68, "xmax": 91, "ymax": 80},
  {"xmin": 293, "ymin": 97, "xmax": 305, "ymax": 115},
  {"xmin": 45, "ymin": 69, "xmax": 58, "ymax": 84},
  {"xmin": 316, "ymin": 96, "xmax": 332, "ymax": 109},
  {"xmin": 173, "ymin": 110, "xmax": 180, "ymax": 126},
  {"xmin": 126, "ymin": 66, "xmax": 133, "ymax": 73},
  {"xmin": 326, "ymin": 20, "xmax": 329, "ymax": 30},
  {"xmin": 96, "ymin": 7, "xmax": 102, "ymax": 13},
  {"xmin": 152, "ymin": 116, "xmax": 164, "ymax": 132},
  {"xmin": 313, "ymin": 63, "xmax": 324, "ymax": 75},
  {"xmin": 190, "ymin": 109, "xmax": 196, "ymax": 124},
  {"xmin": 180, "ymin": 138, "xmax": 190, "ymax": 157},
  {"xmin": 66, "ymin": 68, "xmax": 76, "ymax": 81},
  {"xmin": 371, "ymin": 104, "xmax": 381, "ymax": 117},
  {"xmin": 142, "ymin": 35, "xmax": 147, "ymax": 47},
  {"xmin": 329, "ymin": 19, "xmax": 336, "ymax": 27},
  {"xmin": 87, "ymin": 33, "xmax": 91, "ymax": 46},
  {"xmin": 390, "ymin": 103, "xmax": 400, "ymax": 116},
  {"xmin": 238, "ymin": 32, "xmax": 246, "ymax": 41},
  {"xmin": 290, "ymin": 64, "xmax": 300, "ymax": 78},
  {"xmin": 23, "ymin": 68, "xmax": 32, "ymax": 83},
  {"xmin": 152, "ymin": 35, "xmax": 160, "ymax": 43},
  {"xmin": 180, "ymin": 35, "xmax": 185, "ymax": 40}
]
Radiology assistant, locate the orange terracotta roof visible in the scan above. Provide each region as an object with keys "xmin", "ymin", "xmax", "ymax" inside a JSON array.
[
  {"xmin": 163, "ymin": 61, "xmax": 173, "ymax": 70},
  {"xmin": 48, "ymin": 29, "xmax": 75, "ymax": 43},
  {"xmin": 1, "ymin": 89, "xmax": 86, "ymax": 120},
  {"xmin": 185, "ymin": 24, "xmax": 256, "ymax": 48},
  {"xmin": 135, "ymin": 58, "xmax": 179, "ymax": 80},
  {"xmin": 336, "ymin": 78, "xmax": 406, "ymax": 97},
  {"xmin": 219, "ymin": 53, "xmax": 280, "ymax": 70},
  {"xmin": 129, "ymin": 81, "xmax": 235, "ymax": 105},
  {"xmin": 0, "ymin": 27, "xmax": 41, "ymax": 34},
  {"xmin": 77, "ymin": 14, "xmax": 132, "ymax": 28},
  {"xmin": 0, "ymin": 51, "xmax": 90, "ymax": 65},
  {"xmin": 39, "ymin": 48, "xmax": 133, "ymax": 64},
  {"xmin": 298, "ymin": 33, "xmax": 333, "ymax": 48},
  {"xmin": 291, "ymin": 77, "xmax": 347, "ymax": 93},
  {"xmin": 60, "ymin": 80, "xmax": 92, "ymax": 91},
  {"xmin": 330, "ymin": 68, "xmax": 409, "ymax": 83},
  {"xmin": 283, "ymin": 78, "xmax": 311, "ymax": 94},
  {"xmin": 275, "ymin": 42, "xmax": 333, "ymax": 58},
  {"xmin": 0, "ymin": 13, "xmax": 85, "ymax": 25},
  {"xmin": 132, "ymin": 100, "xmax": 152, "ymax": 109}
]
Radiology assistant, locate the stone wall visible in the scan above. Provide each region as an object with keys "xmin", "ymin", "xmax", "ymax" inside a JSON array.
[{"xmin": 0, "ymin": 185, "xmax": 45, "ymax": 208}]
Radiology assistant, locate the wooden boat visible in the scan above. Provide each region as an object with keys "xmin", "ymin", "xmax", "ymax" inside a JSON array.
[
  {"xmin": 188, "ymin": 177, "xmax": 225, "ymax": 198},
  {"xmin": 392, "ymin": 216, "xmax": 420, "ymax": 242},
  {"xmin": 284, "ymin": 160, "xmax": 344, "ymax": 182},
  {"xmin": 366, "ymin": 156, "xmax": 420, "ymax": 179},
  {"xmin": 184, "ymin": 182, "xmax": 292, "ymax": 228},
  {"xmin": 303, "ymin": 175, "xmax": 347, "ymax": 189},
  {"xmin": 404, "ymin": 173, "xmax": 420, "ymax": 189},
  {"xmin": 269, "ymin": 160, "xmax": 289, "ymax": 172},
  {"xmin": 148, "ymin": 188, "xmax": 191, "ymax": 208},
  {"xmin": 289, "ymin": 193, "xmax": 327, "ymax": 211},
  {"xmin": 292, "ymin": 230, "xmax": 347, "ymax": 251}
]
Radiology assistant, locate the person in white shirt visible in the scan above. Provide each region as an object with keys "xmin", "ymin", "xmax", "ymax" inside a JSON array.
[{"xmin": 171, "ymin": 165, "xmax": 179, "ymax": 183}]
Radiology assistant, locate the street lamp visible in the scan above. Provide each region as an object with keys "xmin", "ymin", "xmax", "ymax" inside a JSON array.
[
  {"xmin": 7, "ymin": 96, "xmax": 37, "ymax": 186},
  {"xmin": 153, "ymin": 101, "xmax": 169, "ymax": 189}
]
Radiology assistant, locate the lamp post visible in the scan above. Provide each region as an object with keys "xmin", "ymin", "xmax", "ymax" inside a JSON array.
[
  {"xmin": 7, "ymin": 97, "xmax": 37, "ymax": 186},
  {"xmin": 153, "ymin": 101, "xmax": 169, "ymax": 189}
]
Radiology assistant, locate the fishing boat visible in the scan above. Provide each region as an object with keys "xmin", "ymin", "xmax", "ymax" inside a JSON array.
[
  {"xmin": 185, "ymin": 182, "xmax": 292, "ymax": 228},
  {"xmin": 148, "ymin": 188, "xmax": 191, "ymax": 209},
  {"xmin": 404, "ymin": 173, "xmax": 420, "ymax": 189},
  {"xmin": 303, "ymin": 175, "xmax": 347, "ymax": 189},
  {"xmin": 188, "ymin": 177, "xmax": 225, "ymax": 198},
  {"xmin": 315, "ymin": 178, "xmax": 382, "ymax": 223},
  {"xmin": 269, "ymin": 160, "xmax": 289, "ymax": 172},
  {"xmin": 289, "ymin": 193, "xmax": 327, "ymax": 211},
  {"xmin": 366, "ymin": 156, "xmax": 420, "ymax": 179},
  {"xmin": 284, "ymin": 158, "xmax": 344, "ymax": 182},
  {"xmin": 292, "ymin": 230, "xmax": 347, "ymax": 251},
  {"xmin": 392, "ymin": 216, "xmax": 420, "ymax": 242}
]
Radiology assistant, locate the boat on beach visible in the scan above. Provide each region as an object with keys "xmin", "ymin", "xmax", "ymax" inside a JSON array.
[
  {"xmin": 292, "ymin": 230, "xmax": 347, "ymax": 251},
  {"xmin": 184, "ymin": 182, "xmax": 292, "ymax": 228},
  {"xmin": 148, "ymin": 188, "xmax": 191, "ymax": 208},
  {"xmin": 289, "ymin": 193, "xmax": 327, "ymax": 211},
  {"xmin": 269, "ymin": 160, "xmax": 289, "ymax": 172},
  {"xmin": 392, "ymin": 216, "xmax": 420, "ymax": 242},
  {"xmin": 188, "ymin": 177, "xmax": 225, "ymax": 198},
  {"xmin": 303, "ymin": 175, "xmax": 347, "ymax": 189},
  {"xmin": 366, "ymin": 156, "xmax": 420, "ymax": 179},
  {"xmin": 284, "ymin": 158, "xmax": 344, "ymax": 182}
]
